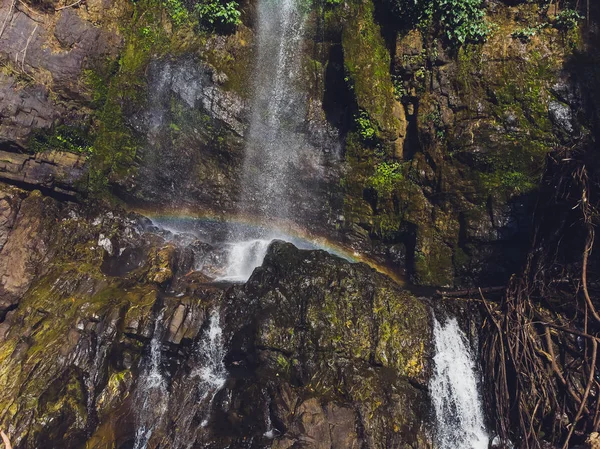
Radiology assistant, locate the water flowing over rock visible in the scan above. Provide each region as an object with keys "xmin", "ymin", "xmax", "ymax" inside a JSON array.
[
  {"xmin": 132, "ymin": 309, "xmax": 168, "ymax": 449},
  {"xmin": 219, "ymin": 239, "xmax": 272, "ymax": 282},
  {"xmin": 430, "ymin": 316, "xmax": 488, "ymax": 449},
  {"xmin": 239, "ymin": 0, "xmax": 317, "ymax": 224}
]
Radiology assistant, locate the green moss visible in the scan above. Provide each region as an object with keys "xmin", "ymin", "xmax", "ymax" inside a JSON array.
[
  {"xmin": 453, "ymin": 42, "xmax": 560, "ymax": 199},
  {"xmin": 28, "ymin": 125, "xmax": 94, "ymax": 155},
  {"xmin": 342, "ymin": 0, "xmax": 400, "ymax": 141},
  {"xmin": 85, "ymin": 0, "xmax": 202, "ymax": 196}
]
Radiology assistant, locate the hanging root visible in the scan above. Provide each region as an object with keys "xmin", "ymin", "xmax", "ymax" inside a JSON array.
[{"xmin": 482, "ymin": 149, "xmax": 600, "ymax": 448}]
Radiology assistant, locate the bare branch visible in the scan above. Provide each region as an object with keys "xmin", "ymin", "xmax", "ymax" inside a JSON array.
[{"xmin": 0, "ymin": 430, "xmax": 12, "ymax": 449}]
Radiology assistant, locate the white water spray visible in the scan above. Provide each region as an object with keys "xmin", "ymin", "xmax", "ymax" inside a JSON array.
[
  {"xmin": 430, "ymin": 317, "xmax": 488, "ymax": 449},
  {"xmin": 133, "ymin": 310, "xmax": 168, "ymax": 449},
  {"xmin": 193, "ymin": 310, "xmax": 228, "ymax": 394},
  {"xmin": 172, "ymin": 310, "xmax": 228, "ymax": 448},
  {"xmin": 218, "ymin": 239, "xmax": 273, "ymax": 282}
]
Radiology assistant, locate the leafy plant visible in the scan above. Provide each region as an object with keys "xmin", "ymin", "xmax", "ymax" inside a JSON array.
[
  {"xmin": 553, "ymin": 8, "xmax": 582, "ymax": 31},
  {"xmin": 367, "ymin": 162, "xmax": 404, "ymax": 194},
  {"xmin": 392, "ymin": 75, "xmax": 407, "ymax": 101},
  {"xmin": 29, "ymin": 126, "xmax": 94, "ymax": 155},
  {"xmin": 512, "ymin": 26, "xmax": 538, "ymax": 42},
  {"xmin": 163, "ymin": 0, "xmax": 189, "ymax": 26},
  {"xmin": 355, "ymin": 111, "xmax": 377, "ymax": 142},
  {"xmin": 194, "ymin": 0, "xmax": 241, "ymax": 29},
  {"xmin": 379, "ymin": 0, "xmax": 489, "ymax": 47}
]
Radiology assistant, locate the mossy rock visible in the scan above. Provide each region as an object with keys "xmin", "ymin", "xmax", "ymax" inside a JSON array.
[{"xmin": 342, "ymin": 0, "xmax": 403, "ymax": 142}]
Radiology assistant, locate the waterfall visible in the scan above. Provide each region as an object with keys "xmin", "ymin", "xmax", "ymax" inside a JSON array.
[
  {"xmin": 240, "ymin": 0, "xmax": 309, "ymax": 222},
  {"xmin": 218, "ymin": 239, "xmax": 273, "ymax": 282},
  {"xmin": 132, "ymin": 310, "xmax": 168, "ymax": 449},
  {"xmin": 223, "ymin": 0, "xmax": 323, "ymax": 281},
  {"xmin": 171, "ymin": 310, "xmax": 228, "ymax": 448},
  {"xmin": 430, "ymin": 317, "xmax": 488, "ymax": 449},
  {"xmin": 192, "ymin": 309, "xmax": 228, "ymax": 399}
]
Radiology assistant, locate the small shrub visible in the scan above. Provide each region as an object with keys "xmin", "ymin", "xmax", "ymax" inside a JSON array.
[
  {"xmin": 553, "ymin": 9, "xmax": 582, "ymax": 31},
  {"xmin": 163, "ymin": 0, "xmax": 189, "ymax": 26},
  {"xmin": 380, "ymin": 0, "xmax": 489, "ymax": 47},
  {"xmin": 512, "ymin": 26, "xmax": 538, "ymax": 42},
  {"xmin": 29, "ymin": 126, "xmax": 94, "ymax": 155},
  {"xmin": 368, "ymin": 162, "xmax": 404, "ymax": 194},
  {"xmin": 194, "ymin": 0, "xmax": 241, "ymax": 29},
  {"xmin": 355, "ymin": 111, "xmax": 377, "ymax": 142}
]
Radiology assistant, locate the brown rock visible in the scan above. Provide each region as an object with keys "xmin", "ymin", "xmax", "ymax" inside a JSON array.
[
  {"xmin": 0, "ymin": 149, "xmax": 86, "ymax": 196},
  {"xmin": 0, "ymin": 190, "xmax": 55, "ymax": 312}
]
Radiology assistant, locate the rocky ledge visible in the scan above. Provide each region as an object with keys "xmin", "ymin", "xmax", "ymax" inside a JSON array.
[
  {"xmin": 0, "ymin": 149, "xmax": 86, "ymax": 197},
  {"xmin": 0, "ymin": 183, "xmax": 432, "ymax": 449}
]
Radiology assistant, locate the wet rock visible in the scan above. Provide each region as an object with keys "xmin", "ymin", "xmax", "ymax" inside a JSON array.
[
  {"xmin": 147, "ymin": 58, "xmax": 247, "ymax": 136},
  {"xmin": 221, "ymin": 241, "xmax": 431, "ymax": 448},
  {"xmin": 0, "ymin": 189, "xmax": 57, "ymax": 313},
  {"xmin": 0, "ymin": 6, "xmax": 119, "ymax": 92},
  {"xmin": 272, "ymin": 398, "xmax": 359, "ymax": 449},
  {"xmin": 548, "ymin": 100, "xmax": 574, "ymax": 134}
]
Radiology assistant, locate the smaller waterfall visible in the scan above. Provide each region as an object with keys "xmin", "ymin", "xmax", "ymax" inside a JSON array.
[
  {"xmin": 133, "ymin": 310, "xmax": 168, "ymax": 449},
  {"xmin": 430, "ymin": 317, "xmax": 488, "ymax": 449},
  {"xmin": 218, "ymin": 239, "xmax": 273, "ymax": 282},
  {"xmin": 193, "ymin": 310, "xmax": 228, "ymax": 397},
  {"xmin": 172, "ymin": 310, "xmax": 228, "ymax": 448}
]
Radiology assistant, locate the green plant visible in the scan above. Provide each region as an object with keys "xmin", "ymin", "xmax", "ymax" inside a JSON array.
[
  {"xmin": 553, "ymin": 8, "xmax": 582, "ymax": 31},
  {"xmin": 367, "ymin": 162, "xmax": 404, "ymax": 194},
  {"xmin": 29, "ymin": 126, "xmax": 94, "ymax": 155},
  {"xmin": 355, "ymin": 111, "xmax": 377, "ymax": 142},
  {"xmin": 392, "ymin": 76, "xmax": 407, "ymax": 101},
  {"xmin": 380, "ymin": 0, "xmax": 489, "ymax": 46},
  {"xmin": 163, "ymin": 0, "xmax": 189, "ymax": 26},
  {"xmin": 424, "ymin": 108, "xmax": 446, "ymax": 139},
  {"xmin": 194, "ymin": 0, "xmax": 241, "ymax": 29},
  {"xmin": 512, "ymin": 26, "xmax": 538, "ymax": 42}
]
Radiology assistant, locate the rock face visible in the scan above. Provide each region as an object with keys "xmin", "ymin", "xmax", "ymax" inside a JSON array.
[
  {"xmin": 0, "ymin": 0, "xmax": 123, "ymax": 145},
  {"xmin": 0, "ymin": 183, "xmax": 432, "ymax": 449},
  {"xmin": 0, "ymin": 0, "xmax": 584, "ymax": 288},
  {"xmin": 0, "ymin": 149, "xmax": 86, "ymax": 196}
]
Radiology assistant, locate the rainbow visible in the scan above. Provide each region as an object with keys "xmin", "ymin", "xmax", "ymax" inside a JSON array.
[{"xmin": 131, "ymin": 206, "xmax": 407, "ymax": 286}]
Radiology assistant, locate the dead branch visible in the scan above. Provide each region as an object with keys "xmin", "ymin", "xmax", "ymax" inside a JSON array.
[
  {"xmin": 437, "ymin": 286, "xmax": 505, "ymax": 298},
  {"xmin": 15, "ymin": 0, "xmax": 44, "ymax": 22},
  {"xmin": 0, "ymin": 430, "xmax": 12, "ymax": 449},
  {"xmin": 582, "ymin": 225, "xmax": 600, "ymax": 324},
  {"xmin": 16, "ymin": 22, "xmax": 37, "ymax": 72}
]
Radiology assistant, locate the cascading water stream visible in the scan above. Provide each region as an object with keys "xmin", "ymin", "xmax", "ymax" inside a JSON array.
[
  {"xmin": 132, "ymin": 310, "xmax": 168, "ymax": 449},
  {"xmin": 430, "ymin": 316, "xmax": 488, "ymax": 449},
  {"xmin": 193, "ymin": 309, "xmax": 228, "ymax": 404},
  {"xmin": 222, "ymin": 0, "xmax": 319, "ymax": 281},
  {"xmin": 171, "ymin": 310, "xmax": 228, "ymax": 448}
]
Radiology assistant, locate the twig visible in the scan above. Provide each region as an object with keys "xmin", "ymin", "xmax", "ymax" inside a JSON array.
[
  {"xmin": 437, "ymin": 286, "xmax": 505, "ymax": 298},
  {"xmin": 18, "ymin": 22, "xmax": 37, "ymax": 72},
  {"xmin": 581, "ymin": 226, "xmax": 600, "ymax": 324},
  {"xmin": 0, "ymin": 0, "xmax": 15, "ymax": 40},
  {"xmin": 16, "ymin": 0, "xmax": 45, "ymax": 23},
  {"xmin": 55, "ymin": 0, "xmax": 82, "ymax": 10}
]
